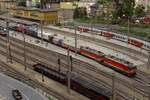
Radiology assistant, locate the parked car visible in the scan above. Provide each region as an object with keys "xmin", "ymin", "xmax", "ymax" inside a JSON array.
[{"xmin": 12, "ymin": 89, "xmax": 22, "ymax": 100}]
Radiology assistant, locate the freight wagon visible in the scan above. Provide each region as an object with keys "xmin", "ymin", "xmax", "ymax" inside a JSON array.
[{"xmin": 33, "ymin": 63, "xmax": 112, "ymax": 100}]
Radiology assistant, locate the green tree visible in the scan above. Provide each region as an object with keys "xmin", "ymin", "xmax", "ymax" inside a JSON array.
[
  {"xmin": 122, "ymin": 0, "xmax": 135, "ymax": 19},
  {"xmin": 73, "ymin": 7, "xmax": 80, "ymax": 19},
  {"xmin": 17, "ymin": 0, "xmax": 26, "ymax": 7},
  {"xmin": 40, "ymin": 0, "xmax": 46, "ymax": 9},
  {"xmin": 112, "ymin": 0, "xmax": 135, "ymax": 22},
  {"xmin": 113, "ymin": 0, "xmax": 120, "ymax": 8},
  {"xmin": 73, "ymin": 7, "xmax": 87, "ymax": 19},
  {"xmin": 97, "ymin": 0, "xmax": 107, "ymax": 5},
  {"xmin": 134, "ymin": 5, "xmax": 146, "ymax": 17},
  {"xmin": 97, "ymin": 0, "xmax": 108, "ymax": 14}
]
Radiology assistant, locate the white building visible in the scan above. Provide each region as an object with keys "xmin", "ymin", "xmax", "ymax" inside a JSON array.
[{"xmin": 78, "ymin": 0, "xmax": 97, "ymax": 14}]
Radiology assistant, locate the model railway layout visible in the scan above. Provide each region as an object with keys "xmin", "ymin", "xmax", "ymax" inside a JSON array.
[
  {"xmin": 0, "ymin": 25, "xmax": 137, "ymax": 77},
  {"xmin": 33, "ymin": 63, "xmax": 112, "ymax": 100}
]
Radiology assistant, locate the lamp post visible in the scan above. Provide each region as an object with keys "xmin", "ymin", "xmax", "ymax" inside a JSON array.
[
  {"xmin": 67, "ymin": 46, "xmax": 71, "ymax": 93},
  {"xmin": 75, "ymin": 25, "xmax": 77, "ymax": 56}
]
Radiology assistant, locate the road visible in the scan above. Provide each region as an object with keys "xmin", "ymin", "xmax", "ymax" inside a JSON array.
[{"xmin": 0, "ymin": 73, "xmax": 46, "ymax": 100}]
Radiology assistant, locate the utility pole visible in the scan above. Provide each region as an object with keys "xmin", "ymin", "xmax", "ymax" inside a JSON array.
[
  {"xmin": 70, "ymin": 55, "xmax": 73, "ymax": 71},
  {"xmin": 36, "ymin": 24, "xmax": 38, "ymax": 34},
  {"xmin": 112, "ymin": 73, "xmax": 116, "ymax": 100},
  {"xmin": 41, "ymin": 20, "xmax": 43, "ymax": 44},
  {"xmin": 22, "ymin": 25, "xmax": 27, "ymax": 71},
  {"xmin": 58, "ymin": 57, "xmax": 61, "ymax": 72},
  {"xmin": 149, "ymin": 91, "xmax": 150, "ymax": 100},
  {"xmin": 145, "ymin": 83, "xmax": 150, "ymax": 100},
  {"xmin": 67, "ymin": 47, "xmax": 71, "ymax": 93},
  {"xmin": 40, "ymin": 1, "xmax": 43, "ymax": 44},
  {"xmin": 148, "ymin": 85, "xmax": 150, "ymax": 100},
  {"xmin": 147, "ymin": 50, "xmax": 150, "ymax": 70},
  {"xmin": 127, "ymin": 16, "xmax": 130, "ymax": 41},
  {"xmin": 75, "ymin": 25, "xmax": 77, "ymax": 56},
  {"xmin": 132, "ymin": 83, "xmax": 135, "ymax": 100},
  {"xmin": 145, "ymin": 0, "xmax": 148, "ymax": 11},
  {"xmin": 6, "ymin": 0, "xmax": 12, "ymax": 63},
  {"xmin": 6, "ymin": 21, "xmax": 12, "ymax": 63},
  {"xmin": 42, "ymin": 70, "xmax": 44, "ymax": 82}
]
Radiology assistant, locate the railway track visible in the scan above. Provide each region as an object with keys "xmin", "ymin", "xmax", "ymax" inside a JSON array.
[
  {"xmin": 0, "ymin": 47, "xmax": 132, "ymax": 100},
  {"xmin": 134, "ymin": 70, "xmax": 150, "ymax": 85},
  {"xmin": 0, "ymin": 59, "xmax": 68, "ymax": 100},
  {"xmin": 44, "ymin": 26, "xmax": 148, "ymax": 61},
  {"xmin": 0, "ymin": 35, "xmax": 149, "ymax": 99},
  {"xmin": 5, "ymin": 33, "xmax": 150, "ymax": 86}
]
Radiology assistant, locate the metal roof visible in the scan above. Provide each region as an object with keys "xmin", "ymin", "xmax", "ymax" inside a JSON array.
[
  {"xmin": 0, "ymin": 15, "xmax": 38, "ymax": 26},
  {"xmin": 72, "ymin": 76, "xmax": 112, "ymax": 97}
]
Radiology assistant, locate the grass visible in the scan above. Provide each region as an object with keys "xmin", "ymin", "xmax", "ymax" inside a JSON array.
[
  {"xmin": 75, "ymin": 17, "xmax": 150, "ymax": 39},
  {"xmin": 76, "ymin": 17, "xmax": 150, "ymax": 28},
  {"xmin": 117, "ymin": 28, "xmax": 150, "ymax": 39},
  {"xmin": 75, "ymin": 17, "xmax": 111, "ymax": 24},
  {"xmin": 119, "ymin": 20, "xmax": 150, "ymax": 29}
]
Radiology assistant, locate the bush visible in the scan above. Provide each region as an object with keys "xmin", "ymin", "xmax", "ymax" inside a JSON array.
[
  {"xmin": 55, "ymin": 23, "xmax": 62, "ymax": 26},
  {"xmin": 73, "ymin": 7, "xmax": 87, "ymax": 19}
]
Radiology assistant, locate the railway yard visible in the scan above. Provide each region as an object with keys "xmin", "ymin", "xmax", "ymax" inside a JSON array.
[{"xmin": 0, "ymin": 15, "xmax": 149, "ymax": 100}]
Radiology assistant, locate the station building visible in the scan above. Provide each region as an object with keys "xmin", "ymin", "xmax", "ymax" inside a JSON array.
[{"xmin": 10, "ymin": 7, "xmax": 58, "ymax": 25}]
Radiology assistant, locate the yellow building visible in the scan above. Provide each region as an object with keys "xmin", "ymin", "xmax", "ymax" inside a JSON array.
[
  {"xmin": 11, "ymin": 7, "xmax": 58, "ymax": 24},
  {"xmin": 60, "ymin": 2, "xmax": 78, "ymax": 9}
]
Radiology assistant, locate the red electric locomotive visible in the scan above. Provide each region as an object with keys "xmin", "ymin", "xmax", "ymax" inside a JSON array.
[
  {"xmin": 80, "ymin": 46, "xmax": 136, "ymax": 77},
  {"xmin": 49, "ymin": 35, "xmax": 136, "ymax": 77}
]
